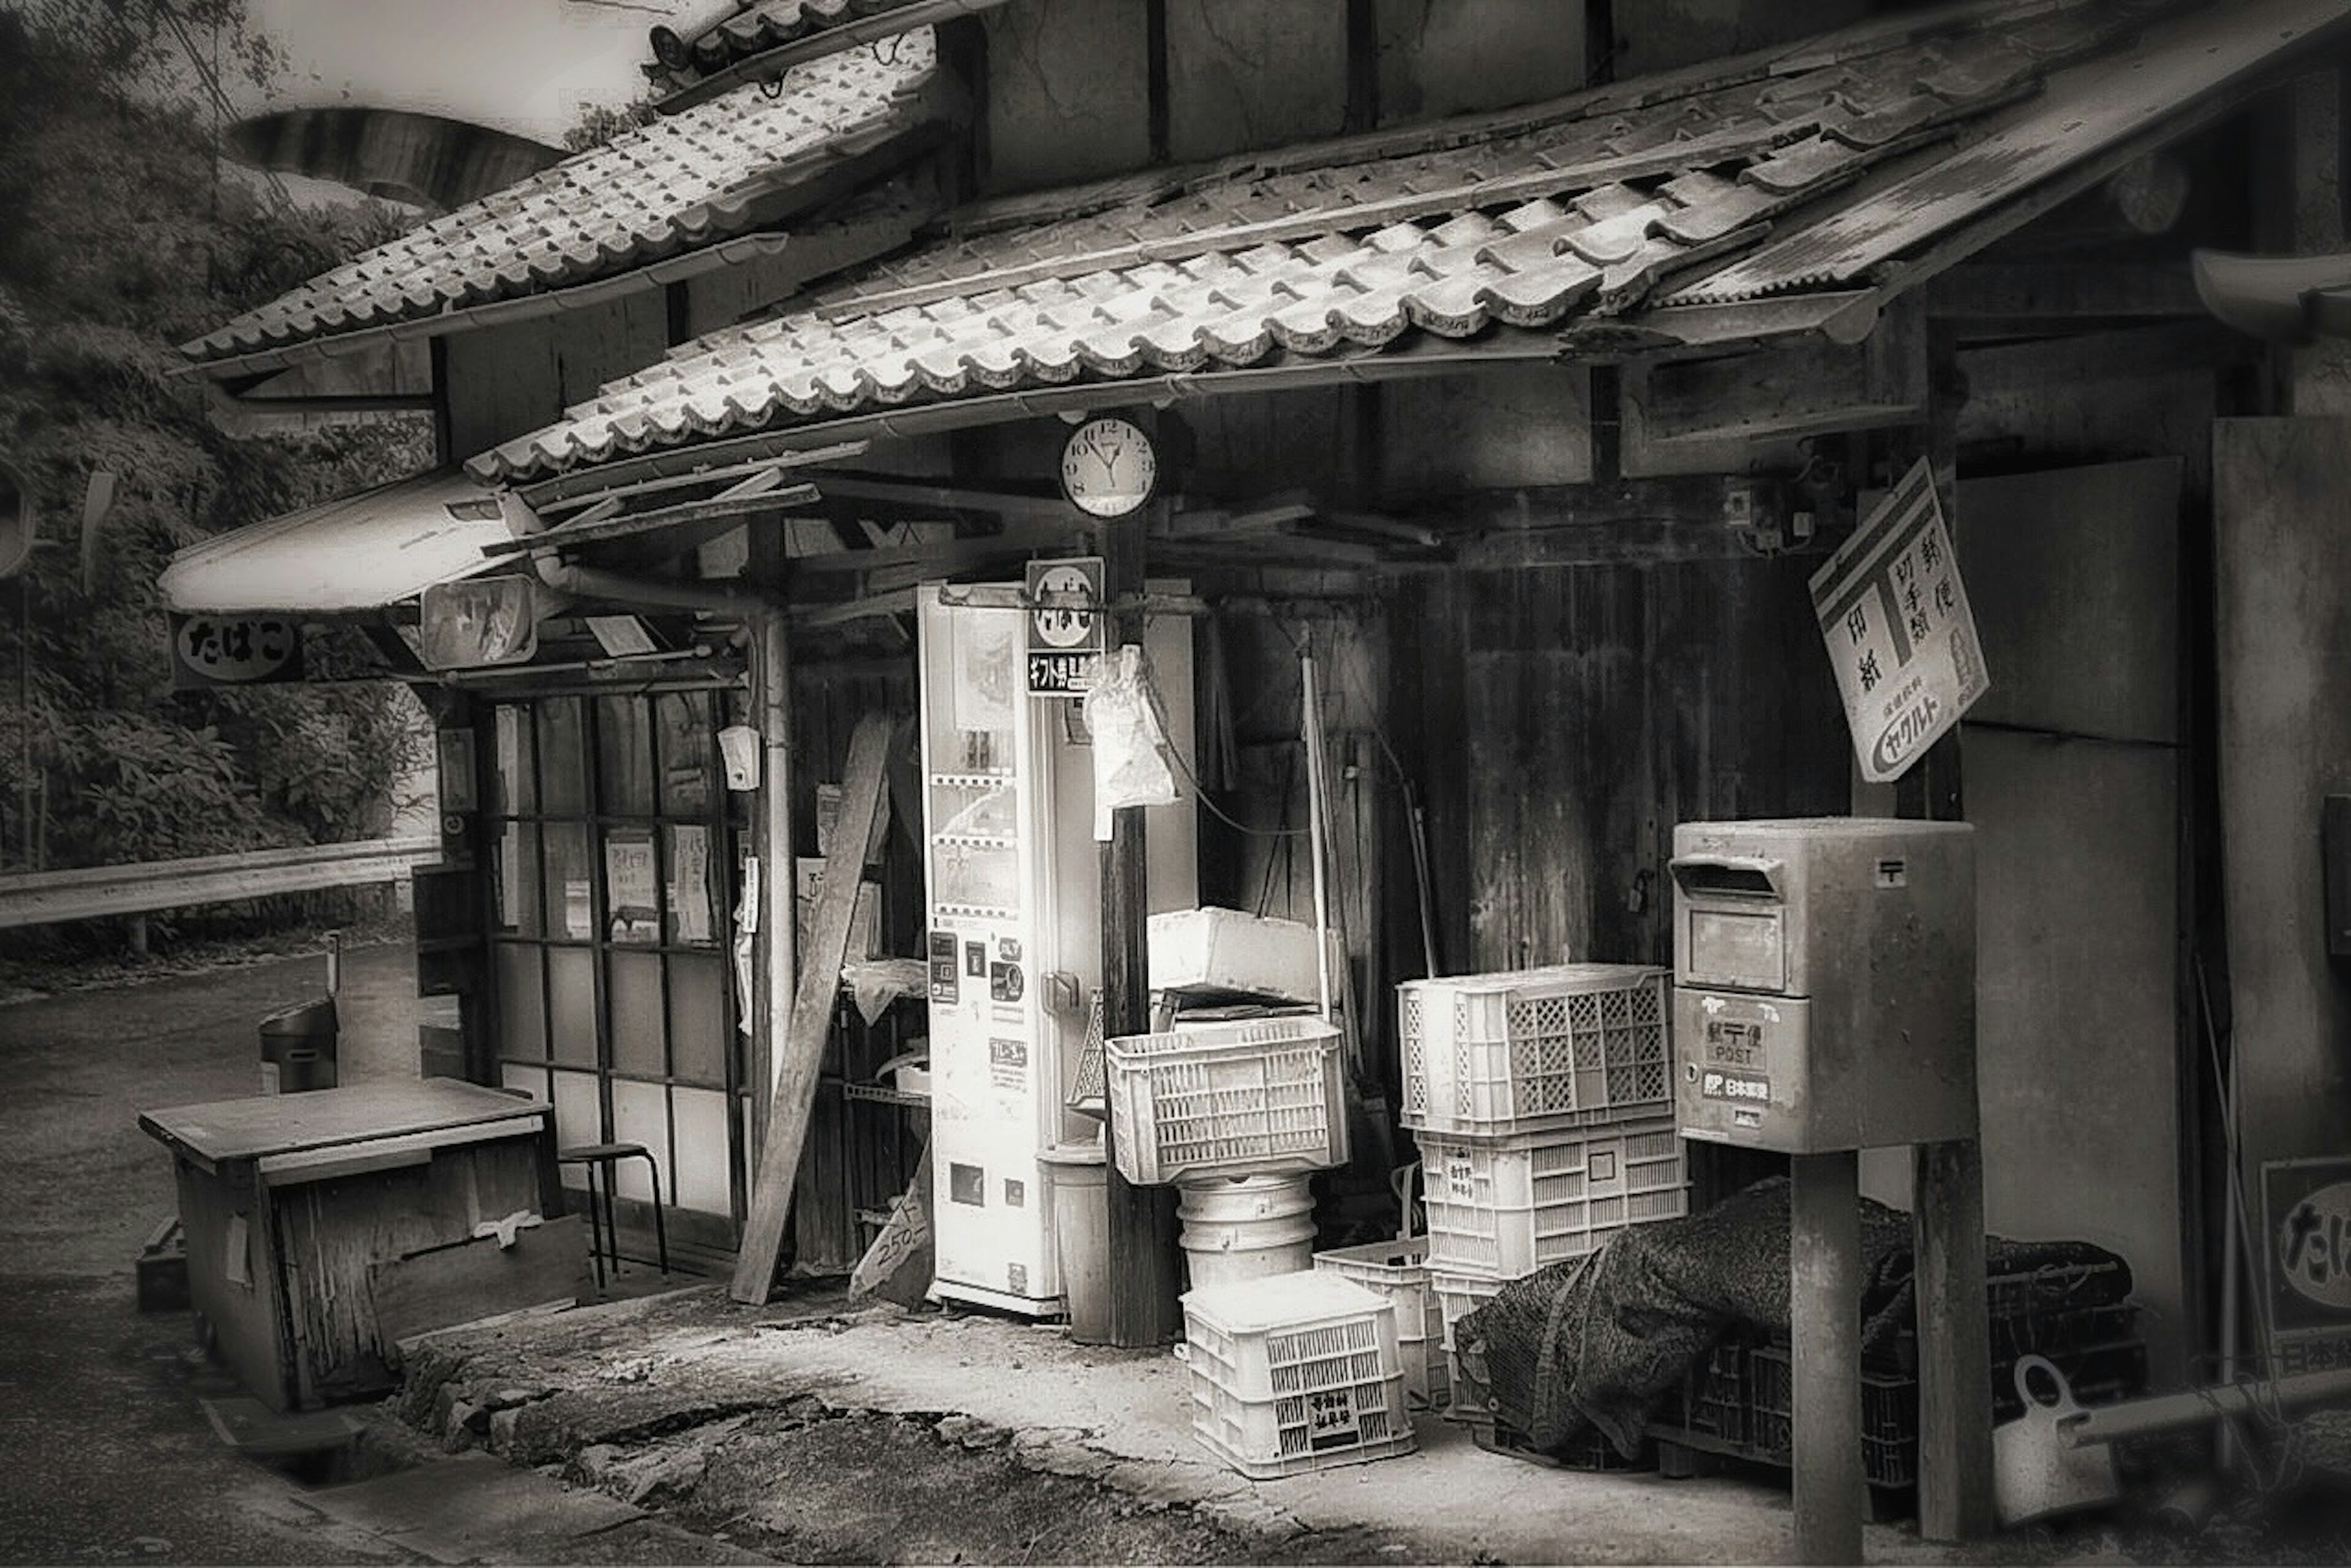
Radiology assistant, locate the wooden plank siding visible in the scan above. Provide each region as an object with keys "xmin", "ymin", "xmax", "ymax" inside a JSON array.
[{"xmin": 1398, "ymin": 553, "xmax": 1847, "ymax": 1201}]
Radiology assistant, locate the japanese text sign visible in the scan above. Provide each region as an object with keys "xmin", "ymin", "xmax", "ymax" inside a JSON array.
[
  {"xmin": 1026, "ymin": 555, "xmax": 1104, "ymax": 697},
  {"xmin": 1809, "ymin": 459, "xmax": 1989, "ymax": 783},
  {"xmin": 168, "ymin": 612, "xmax": 302, "ymax": 689}
]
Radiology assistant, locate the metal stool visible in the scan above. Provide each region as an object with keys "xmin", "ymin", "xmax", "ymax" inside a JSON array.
[{"xmin": 558, "ymin": 1142, "xmax": 668, "ymax": 1288}]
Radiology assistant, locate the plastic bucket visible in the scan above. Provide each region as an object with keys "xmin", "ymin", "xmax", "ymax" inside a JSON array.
[
  {"xmin": 1177, "ymin": 1173, "xmax": 1316, "ymax": 1292},
  {"xmin": 1038, "ymin": 1141, "xmax": 1111, "ymax": 1344}
]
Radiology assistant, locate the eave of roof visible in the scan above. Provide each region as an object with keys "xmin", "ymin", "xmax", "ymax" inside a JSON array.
[
  {"xmin": 178, "ymin": 30, "xmax": 943, "ymax": 375},
  {"xmin": 469, "ymin": 0, "xmax": 2350, "ymax": 490}
]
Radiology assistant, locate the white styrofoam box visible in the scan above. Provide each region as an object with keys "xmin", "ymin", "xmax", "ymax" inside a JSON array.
[
  {"xmin": 1149, "ymin": 906, "xmax": 1322, "ymax": 1003},
  {"xmin": 1419, "ymin": 1116, "xmax": 1688, "ymax": 1278},
  {"xmin": 1179, "ymin": 1268, "xmax": 1415, "ymax": 1478}
]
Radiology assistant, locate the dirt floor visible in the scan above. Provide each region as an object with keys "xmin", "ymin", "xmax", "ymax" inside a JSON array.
[{"xmin": 4, "ymin": 940, "xmax": 2348, "ymax": 1566}]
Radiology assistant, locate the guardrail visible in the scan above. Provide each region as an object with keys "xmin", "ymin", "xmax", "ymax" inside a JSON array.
[{"xmin": 0, "ymin": 835, "xmax": 441, "ymax": 929}]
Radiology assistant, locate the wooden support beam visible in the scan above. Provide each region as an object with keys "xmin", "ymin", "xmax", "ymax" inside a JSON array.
[
  {"xmin": 1902, "ymin": 321, "xmax": 1996, "ymax": 1544},
  {"xmin": 482, "ymin": 484, "xmax": 821, "ymax": 556},
  {"xmin": 1914, "ymin": 262, "xmax": 2206, "ymax": 324},
  {"xmin": 790, "ymin": 522, "xmax": 1090, "ymax": 576},
  {"xmin": 1630, "ymin": 299, "xmax": 1924, "ymax": 447},
  {"xmin": 1956, "ymin": 320, "xmax": 2260, "ymax": 394},
  {"xmin": 1791, "ymin": 1149, "xmax": 1864, "ymax": 1567},
  {"xmin": 1436, "ymin": 474, "xmax": 1838, "ymax": 569},
  {"xmin": 806, "ymin": 471, "xmax": 1077, "ymax": 526},
  {"xmin": 731, "ymin": 711, "xmax": 894, "ymax": 1305},
  {"xmin": 1100, "ymin": 503, "xmax": 1185, "ymax": 1348}
]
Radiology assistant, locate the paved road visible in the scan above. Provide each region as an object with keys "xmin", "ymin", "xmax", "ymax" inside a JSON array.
[{"xmin": 0, "ymin": 943, "xmax": 421, "ymax": 1564}]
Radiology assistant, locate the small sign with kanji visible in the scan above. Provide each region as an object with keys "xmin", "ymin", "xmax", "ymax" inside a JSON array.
[
  {"xmin": 1026, "ymin": 555, "xmax": 1104, "ymax": 696},
  {"xmin": 1809, "ymin": 459, "xmax": 1989, "ymax": 784}
]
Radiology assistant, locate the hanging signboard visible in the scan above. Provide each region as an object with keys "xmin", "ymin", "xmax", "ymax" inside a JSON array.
[
  {"xmin": 168, "ymin": 612, "xmax": 303, "ymax": 689},
  {"xmin": 2263, "ymin": 1156, "xmax": 2351, "ymax": 1373},
  {"xmin": 1026, "ymin": 555, "xmax": 1104, "ymax": 697},
  {"xmin": 1808, "ymin": 459, "xmax": 1989, "ymax": 783}
]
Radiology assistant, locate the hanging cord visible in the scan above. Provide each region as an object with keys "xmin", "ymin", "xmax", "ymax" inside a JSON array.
[{"xmin": 1162, "ymin": 730, "xmax": 1308, "ymax": 839}]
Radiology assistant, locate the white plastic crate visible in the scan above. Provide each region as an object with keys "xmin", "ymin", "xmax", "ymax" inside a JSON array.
[
  {"xmin": 1420, "ymin": 1117, "xmax": 1687, "ymax": 1278},
  {"xmin": 1104, "ymin": 1016, "xmax": 1348, "ymax": 1185},
  {"xmin": 1313, "ymin": 1238, "xmax": 1449, "ymax": 1408},
  {"xmin": 1399, "ymin": 964, "xmax": 1670, "ymax": 1136},
  {"xmin": 1432, "ymin": 1269, "xmax": 1509, "ymax": 1352},
  {"xmin": 1178, "ymin": 1269, "xmax": 1417, "ymax": 1478}
]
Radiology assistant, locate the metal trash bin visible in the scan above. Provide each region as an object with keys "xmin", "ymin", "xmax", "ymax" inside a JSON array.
[{"xmin": 259, "ymin": 996, "xmax": 339, "ymax": 1094}]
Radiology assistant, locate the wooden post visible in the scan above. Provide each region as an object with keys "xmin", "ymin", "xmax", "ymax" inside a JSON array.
[
  {"xmin": 749, "ymin": 601, "xmax": 797, "ymax": 1162},
  {"xmin": 1900, "ymin": 323, "xmax": 1997, "ymax": 1542},
  {"xmin": 1099, "ymin": 504, "xmax": 1185, "ymax": 1346},
  {"xmin": 1791, "ymin": 1149, "xmax": 1864, "ymax": 1567}
]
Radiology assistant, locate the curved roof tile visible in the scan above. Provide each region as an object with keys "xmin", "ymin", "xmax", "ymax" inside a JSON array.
[{"xmin": 180, "ymin": 29, "xmax": 939, "ymax": 368}]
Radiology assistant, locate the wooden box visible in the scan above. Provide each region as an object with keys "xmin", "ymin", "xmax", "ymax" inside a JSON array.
[{"xmin": 138, "ymin": 1079, "xmax": 585, "ymax": 1411}]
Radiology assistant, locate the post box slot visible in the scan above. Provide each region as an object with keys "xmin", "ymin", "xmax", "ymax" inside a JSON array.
[{"xmin": 1669, "ymin": 855, "xmax": 1784, "ymax": 900}]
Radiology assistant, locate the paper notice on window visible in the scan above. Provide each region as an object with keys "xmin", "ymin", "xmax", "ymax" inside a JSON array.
[
  {"xmin": 668, "ymin": 825, "xmax": 712, "ymax": 945},
  {"xmin": 605, "ymin": 831, "xmax": 659, "ymax": 943},
  {"xmin": 1809, "ymin": 458, "xmax": 1990, "ymax": 784},
  {"xmin": 498, "ymin": 822, "xmax": 521, "ymax": 928}
]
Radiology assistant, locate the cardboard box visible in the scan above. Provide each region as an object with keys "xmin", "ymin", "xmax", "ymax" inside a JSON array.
[{"xmin": 797, "ymin": 856, "xmax": 880, "ymax": 959}]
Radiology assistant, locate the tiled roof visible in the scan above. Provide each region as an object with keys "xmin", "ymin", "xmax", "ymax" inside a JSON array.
[
  {"xmin": 180, "ymin": 30, "xmax": 940, "ymax": 370},
  {"xmin": 649, "ymin": 0, "xmax": 1002, "ymax": 108},
  {"xmin": 468, "ymin": 0, "xmax": 2339, "ymax": 487}
]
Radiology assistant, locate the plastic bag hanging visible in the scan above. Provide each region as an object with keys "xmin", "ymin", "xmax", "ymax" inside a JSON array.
[{"xmin": 1083, "ymin": 643, "xmax": 1180, "ymax": 814}]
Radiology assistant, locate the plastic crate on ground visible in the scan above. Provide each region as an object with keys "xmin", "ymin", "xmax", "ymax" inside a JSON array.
[
  {"xmin": 1104, "ymin": 1016, "xmax": 1348, "ymax": 1185},
  {"xmin": 1177, "ymin": 1269, "xmax": 1417, "ymax": 1479},
  {"xmin": 1432, "ymin": 1268, "xmax": 1510, "ymax": 1352},
  {"xmin": 1399, "ymin": 964, "xmax": 1670, "ymax": 1136},
  {"xmin": 1443, "ymin": 1346, "xmax": 1653, "ymax": 1471},
  {"xmin": 1419, "ymin": 1117, "xmax": 1688, "ymax": 1278},
  {"xmin": 1313, "ymin": 1238, "xmax": 1449, "ymax": 1409}
]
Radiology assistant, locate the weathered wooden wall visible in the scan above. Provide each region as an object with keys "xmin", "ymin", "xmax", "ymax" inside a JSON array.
[
  {"xmin": 443, "ymin": 294, "xmax": 672, "ymax": 460},
  {"xmin": 2214, "ymin": 418, "xmax": 2351, "ymax": 1244},
  {"xmin": 977, "ymin": 0, "xmax": 1593, "ymax": 197}
]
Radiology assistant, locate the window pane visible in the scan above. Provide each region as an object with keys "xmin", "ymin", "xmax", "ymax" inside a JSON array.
[
  {"xmin": 495, "ymin": 823, "xmax": 542, "ymax": 936},
  {"xmin": 611, "ymin": 1080, "xmax": 670, "ymax": 1206},
  {"xmin": 658, "ymin": 692, "xmax": 714, "ymax": 817},
  {"xmin": 604, "ymin": 827, "xmax": 659, "ymax": 945},
  {"xmin": 543, "ymin": 823, "xmax": 594, "ymax": 941},
  {"xmin": 551, "ymin": 1070, "xmax": 601, "ymax": 1182},
  {"xmin": 538, "ymin": 697, "xmax": 587, "ymax": 814},
  {"xmin": 499, "ymin": 1062, "xmax": 550, "ymax": 1103},
  {"xmin": 669, "ymin": 953, "xmax": 728, "ymax": 1087},
  {"xmin": 672, "ymin": 1087, "xmax": 732, "ymax": 1218},
  {"xmin": 664, "ymin": 823, "xmax": 718, "ymax": 947},
  {"xmin": 491, "ymin": 705, "xmax": 535, "ymax": 816},
  {"xmin": 597, "ymin": 696, "xmax": 656, "ymax": 817},
  {"xmin": 609, "ymin": 950, "xmax": 666, "ymax": 1079},
  {"xmin": 494, "ymin": 943, "xmax": 546, "ymax": 1061},
  {"xmin": 548, "ymin": 947, "xmax": 598, "ymax": 1067}
]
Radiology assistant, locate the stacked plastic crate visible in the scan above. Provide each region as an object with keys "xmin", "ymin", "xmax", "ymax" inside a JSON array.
[{"xmin": 1397, "ymin": 964, "xmax": 1689, "ymax": 1434}]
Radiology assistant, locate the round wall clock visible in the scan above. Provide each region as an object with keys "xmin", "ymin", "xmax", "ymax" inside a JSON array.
[{"xmin": 1059, "ymin": 416, "xmax": 1157, "ymax": 519}]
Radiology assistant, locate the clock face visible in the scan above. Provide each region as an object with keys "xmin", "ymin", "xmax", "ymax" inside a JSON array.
[{"xmin": 1059, "ymin": 416, "xmax": 1157, "ymax": 519}]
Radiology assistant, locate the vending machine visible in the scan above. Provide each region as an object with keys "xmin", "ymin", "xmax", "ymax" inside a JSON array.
[{"xmin": 916, "ymin": 579, "xmax": 1197, "ymax": 1315}]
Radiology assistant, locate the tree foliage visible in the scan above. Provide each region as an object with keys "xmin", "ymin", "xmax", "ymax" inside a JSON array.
[{"xmin": 0, "ymin": 0, "xmax": 437, "ymax": 884}]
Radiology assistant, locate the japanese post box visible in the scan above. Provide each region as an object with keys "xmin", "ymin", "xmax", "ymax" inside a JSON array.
[{"xmin": 1669, "ymin": 817, "xmax": 1976, "ymax": 1154}]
